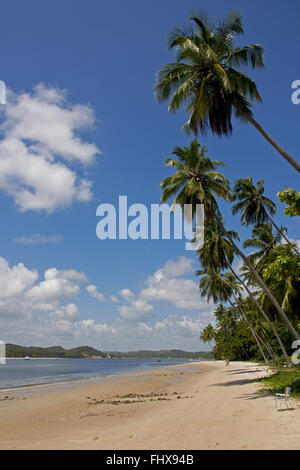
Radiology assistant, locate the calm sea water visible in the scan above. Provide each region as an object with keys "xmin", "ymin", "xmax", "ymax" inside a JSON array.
[{"xmin": 0, "ymin": 358, "xmax": 197, "ymax": 389}]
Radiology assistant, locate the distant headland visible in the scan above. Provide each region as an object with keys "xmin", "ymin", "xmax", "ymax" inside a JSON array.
[{"xmin": 6, "ymin": 344, "xmax": 209, "ymax": 359}]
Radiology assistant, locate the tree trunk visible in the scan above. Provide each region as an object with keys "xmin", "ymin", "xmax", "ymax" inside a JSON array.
[
  {"xmin": 260, "ymin": 338, "xmax": 279, "ymax": 365},
  {"xmin": 232, "ymin": 290, "xmax": 279, "ymax": 363},
  {"xmin": 268, "ymin": 215, "xmax": 299, "ymax": 255},
  {"xmin": 215, "ymin": 213, "xmax": 300, "ymax": 341},
  {"xmin": 230, "ymin": 298, "xmax": 269, "ymax": 364},
  {"xmin": 233, "ymin": 104, "xmax": 300, "ymax": 174},
  {"xmin": 228, "ymin": 293, "xmax": 270, "ymax": 365},
  {"xmin": 226, "ymin": 262, "xmax": 292, "ymax": 367}
]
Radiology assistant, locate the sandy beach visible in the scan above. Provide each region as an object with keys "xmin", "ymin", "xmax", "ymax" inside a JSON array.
[{"xmin": 0, "ymin": 361, "xmax": 299, "ymax": 450}]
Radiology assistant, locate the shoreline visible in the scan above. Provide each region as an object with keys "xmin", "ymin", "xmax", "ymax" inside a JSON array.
[
  {"xmin": 0, "ymin": 358, "xmax": 204, "ymax": 393},
  {"xmin": 0, "ymin": 361, "xmax": 299, "ymax": 450}
]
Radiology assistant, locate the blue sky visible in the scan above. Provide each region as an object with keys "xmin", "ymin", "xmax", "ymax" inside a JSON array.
[{"xmin": 0, "ymin": 0, "xmax": 299, "ymax": 351}]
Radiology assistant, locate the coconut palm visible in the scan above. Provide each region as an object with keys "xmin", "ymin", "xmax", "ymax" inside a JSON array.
[
  {"xmin": 197, "ymin": 268, "xmax": 269, "ymax": 363},
  {"xmin": 198, "ymin": 221, "xmax": 289, "ymax": 364},
  {"xmin": 200, "ymin": 324, "xmax": 215, "ymax": 348},
  {"xmin": 224, "ymin": 273, "xmax": 271, "ymax": 364},
  {"xmin": 155, "ymin": 11, "xmax": 300, "ymax": 173},
  {"xmin": 243, "ymin": 223, "xmax": 283, "ymax": 272},
  {"xmin": 261, "ymin": 244, "xmax": 300, "ymax": 317},
  {"xmin": 213, "ymin": 304, "xmax": 227, "ymax": 323},
  {"xmin": 233, "ymin": 178, "xmax": 298, "ymax": 253},
  {"xmin": 160, "ymin": 140, "xmax": 300, "ymax": 341},
  {"xmin": 237, "ymin": 297, "xmax": 279, "ymax": 363}
]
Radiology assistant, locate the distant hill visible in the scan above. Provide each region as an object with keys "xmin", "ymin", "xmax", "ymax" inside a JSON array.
[
  {"xmin": 106, "ymin": 349, "xmax": 208, "ymax": 359},
  {"xmin": 6, "ymin": 344, "xmax": 209, "ymax": 359},
  {"xmin": 6, "ymin": 344, "xmax": 104, "ymax": 358}
]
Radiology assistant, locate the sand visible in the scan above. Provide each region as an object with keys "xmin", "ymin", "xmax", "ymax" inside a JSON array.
[{"xmin": 0, "ymin": 361, "xmax": 299, "ymax": 450}]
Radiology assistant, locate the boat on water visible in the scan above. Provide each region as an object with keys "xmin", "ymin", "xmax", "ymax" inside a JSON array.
[{"xmin": 24, "ymin": 356, "xmax": 31, "ymax": 360}]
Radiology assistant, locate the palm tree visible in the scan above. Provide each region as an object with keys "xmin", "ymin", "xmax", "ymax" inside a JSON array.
[
  {"xmin": 214, "ymin": 304, "xmax": 227, "ymax": 323},
  {"xmin": 160, "ymin": 140, "xmax": 300, "ymax": 341},
  {"xmin": 243, "ymin": 223, "xmax": 283, "ymax": 272},
  {"xmin": 225, "ymin": 272, "xmax": 271, "ymax": 364},
  {"xmin": 200, "ymin": 324, "xmax": 215, "ymax": 348},
  {"xmin": 233, "ymin": 178, "xmax": 298, "ymax": 253},
  {"xmin": 237, "ymin": 297, "xmax": 279, "ymax": 363},
  {"xmin": 155, "ymin": 11, "xmax": 300, "ymax": 173},
  {"xmin": 260, "ymin": 244, "xmax": 300, "ymax": 317},
  {"xmin": 197, "ymin": 267, "xmax": 269, "ymax": 363},
  {"xmin": 198, "ymin": 221, "xmax": 290, "ymax": 364}
]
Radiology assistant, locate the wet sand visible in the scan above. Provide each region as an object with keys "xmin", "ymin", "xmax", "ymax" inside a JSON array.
[{"xmin": 0, "ymin": 361, "xmax": 299, "ymax": 450}]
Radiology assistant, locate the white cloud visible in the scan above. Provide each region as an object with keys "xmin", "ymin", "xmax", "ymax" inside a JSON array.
[
  {"xmin": 13, "ymin": 234, "xmax": 63, "ymax": 245},
  {"xmin": 50, "ymin": 303, "xmax": 79, "ymax": 321},
  {"xmin": 26, "ymin": 267, "xmax": 87, "ymax": 304},
  {"xmin": 119, "ymin": 288, "xmax": 135, "ymax": 302},
  {"xmin": 86, "ymin": 284, "xmax": 105, "ymax": 302},
  {"xmin": 0, "ymin": 84, "xmax": 100, "ymax": 212},
  {"xmin": 140, "ymin": 256, "xmax": 210, "ymax": 310},
  {"xmin": 118, "ymin": 289, "xmax": 154, "ymax": 322},
  {"xmin": 0, "ymin": 255, "xmax": 213, "ymax": 351},
  {"xmin": 0, "ymin": 256, "xmax": 38, "ymax": 300}
]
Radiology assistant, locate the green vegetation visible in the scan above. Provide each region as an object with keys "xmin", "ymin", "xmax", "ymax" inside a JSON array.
[
  {"xmin": 6, "ymin": 345, "xmax": 206, "ymax": 359},
  {"xmin": 155, "ymin": 11, "xmax": 300, "ymax": 173},
  {"xmin": 156, "ymin": 10, "xmax": 300, "ymax": 370},
  {"xmin": 278, "ymin": 187, "xmax": 300, "ymax": 217},
  {"xmin": 6, "ymin": 344, "xmax": 105, "ymax": 358},
  {"xmin": 259, "ymin": 367, "xmax": 300, "ymax": 397},
  {"xmin": 114, "ymin": 350, "xmax": 206, "ymax": 359}
]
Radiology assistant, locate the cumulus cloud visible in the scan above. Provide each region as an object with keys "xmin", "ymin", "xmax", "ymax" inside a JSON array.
[
  {"xmin": 50, "ymin": 303, "xmax": 79, "ymax": 321},
  {"xmin": 86, "ymin": 284, "xmax": 105, "ymax": 302},
  {"xmin": 0, "ymin": 255, "xmax": 213, "ymax": 350},
  {"xmin": 140, "ymin": 256, "xmax": 210, "ymax": 310},
  {"xmin": 118, "ymin": 289, "xmax": 154, "ymax": 322},
  {"xmin": 0, "ymin": 256, "xmax": 38, "ymax": 300},
  {"xmin": 0, "ymin": 84, "xmax": 100, "ymax": 212},
  {"xmin": 26, "ymin": 267, "xmax": 87, "ymax": 304},
  {"xmin": 13, "ymin": 234, "xmax": 63, "ymax": 245}
]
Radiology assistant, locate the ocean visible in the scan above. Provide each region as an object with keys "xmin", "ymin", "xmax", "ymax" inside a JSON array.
[{"xmin": 0, "ymin": 357, "xmax": 198, "ymax": 390}]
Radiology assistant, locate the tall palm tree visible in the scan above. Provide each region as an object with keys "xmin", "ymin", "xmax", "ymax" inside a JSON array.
[
  {"xmin": 160, "ymin": 140, "xmax": 300, "ymax": 340},
  {"xmin": 198, "ymin": 221, "xmax": 290, "ymax": 364},
  {"xmin": 243, "ymin": 223, "xmax": 283, "ymax": 272},
  {"xmin": 197, "ymin": 268, "xmax": 269, "ymax": 363},
  {"xmin": 235, "ymin": 296, "xmax": 279, "ymax": 364},
  {"xmin": 155, "ymin": 12, "xmax": 300, "ymax": 173},
  {"xmin": 160, "ymin": 139, "xmax": 231, "ymax": 221},
  {"xmin": 224, "ymin": 272, "xmax": 270, "ymax": 364},
  {"xmin": 200, "ymin": 324, "xmax": 215, "ymax": 348},
  {"xmin": 260, "ymin": 244, "xmax": 300, "ymax": 317},
  {"xmin": 233, "ymin": 178, "xmax": 298, "ymax": 253},
  {"xmin": 214, "ymin": 304, "xmax": 227, "ymax": 323}
]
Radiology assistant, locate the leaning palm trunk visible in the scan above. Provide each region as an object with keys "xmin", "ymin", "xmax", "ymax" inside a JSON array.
[
  {"xmin": 226, "ymin": 261, "xmax": 292, "ymax": 367},
  {"xmin": 232, "ymin": 293, "xmax": 279, "ymax": 365},
  {"xmin": 234, "ymin": 104, "xmax": 300, "ymax": 174},
  {"xmin": 215, "ymin": 213, "xmax": 300, "ymax": 341},
  {"xmin": 267, "ymin": 215, "xmax": 299, "ymax": 255},
  {"xmin": 242, "ymin": 317, "xmax": 269, "ymax": 364},
  {"xmin": 232, "ymin": 292, "xmax": 279, "ymax": 364},
  {"xmin": 259, "ymin": 337, "xmax": 279, "ymax": 365},
  {"xmin": 228, "ymin": 298, "xmax": 269, "ymax": 364},
  {"xmin": 231, "ymin": 293, "xmax": 271, "ymax": 365}
]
